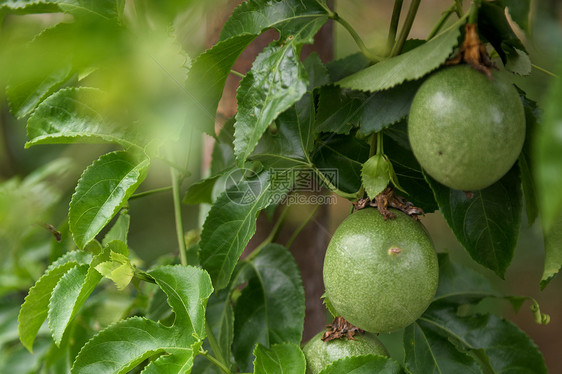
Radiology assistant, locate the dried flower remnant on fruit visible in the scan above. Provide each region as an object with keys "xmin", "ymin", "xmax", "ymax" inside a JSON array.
[
  {"xmin": 446, "ymin": 23, "xmax": 494, "ymax": 77},
  {"xmin": 322, "ymin": 316, "xmax": 365, "ymax": 342},
  {"xmin": 41, "ymin": 223, "xmax": 62, "ymax": 242},
  {"xmin": 388, "ymin": 247, "xmax": 402, "ymax": 255},
  {"xmin": 353, "ymin": 187, "xmax": 424, "ymax": 220}
]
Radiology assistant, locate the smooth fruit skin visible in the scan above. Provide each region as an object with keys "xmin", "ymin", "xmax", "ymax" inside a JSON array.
[
  {"xmin": 408, "ymin": 65, "xmax": 525, "ymax": 191},
  {"xmin": 323, "ymin": 208, "xmax": 438, "ymax": 333},
  {"xmin": 303, "ymin": 331, "xmax": 388, "ymax": 374}
]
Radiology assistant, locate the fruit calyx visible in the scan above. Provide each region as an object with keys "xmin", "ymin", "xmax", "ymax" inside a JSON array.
[
  {"xmin": 353, "ymin": 187, "xmax": 424, "ymax": 220},
  {"xmin": 446, "ymin": 23, "xmax": 495, "ymax": 77},
  {"xmin": 322, "ymin": 316, "xmax": 365, "ymax": 342}
]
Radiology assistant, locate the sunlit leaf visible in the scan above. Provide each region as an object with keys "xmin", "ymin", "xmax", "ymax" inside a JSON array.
[
  {"xmin": 26, "ymin": 88, "xmax": 138, "ymax": 148},
  {"xmin": 69, "ymin": 151, "xmax": 150, "ymax": 249},
  {"xmin": 18, "ymin": 251, "xmax": 91, "ymax": 352}
]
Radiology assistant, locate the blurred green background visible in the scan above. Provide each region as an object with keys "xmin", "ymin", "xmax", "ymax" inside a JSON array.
[{"xmin": 0, "ymin": 0, "xmax": 560, "ymax": 372}]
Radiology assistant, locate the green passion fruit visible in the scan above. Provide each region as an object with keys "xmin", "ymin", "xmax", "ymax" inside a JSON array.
[
  {"xmin": 303, "ymin": 331, "xmax": 388, "ymax": 374},
  {"xmin": 408, "ymin": 65, "xmax": 525, "ymax": 191},
  {"xmin": 323, "ymin": 208, "xmax": 438, "ymax": 333}
]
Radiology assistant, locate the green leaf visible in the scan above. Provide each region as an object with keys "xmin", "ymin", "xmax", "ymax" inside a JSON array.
[
  {"xmin": 251, "ymin": 93, "xmax": 315, "ymax": 168},
  {"xmin": 425, "ymin": 166, "xmax": 522, "ymax": 278},
  {"xmin": 71, "ymin": 317, "xmax": 187, "ymax": 374},
  {"xmin": 69, "ymin": 151, "xmax": 150, "ymax": 249},
  {"xmin": 433, "ymin": 253, "xmax": 499, "ymax": 303},
  {"xmin": 233, "ymin": 244, "xmax": 305, "ymax": 371},
  {"xmin": 337, "ymin": 19, "xmax": 464, "ymax": 91},
  {"xmin": 102, "ymin": 212, "xmax": 131, "ymax": 246},
  {"xmin": 211, "ymin": 118, "xmax": 236, "ymax": 175},
  {"xmin": 26, "ymin": 87, "xmax": 137, "ymax": 148},
  {"xmin": 199, "ymin": 170, "xmax": 289, "ymax": 289},
  {"xmin": 315, "ymin": 86, "xmax": 366, "ymax": 134},
  {"xmin": 420, "ymin": 302, "xmax": 547, "ymax": 374},
  {"xmin": 303, "ymin": 52, "xmax": 330, "ymax": 90},
  {"xmin": 56, "ymin": 0, "xmax": 125, "ymax": 21},
  {"xmin": 186, "ymin": 35, "xmax": 255, "ymax": 136},
  {"xmin": 253, "ymin": 343, "xmax": 306, "ymax": 374},
  {"xmin": 405, "ymin": 322, "xmax": 481, "ymax": 374},
  {"xmin": 362, "ymin": 154, "xmax": 390, "ymax": 199},
  {"xmin": 140, "ymin": 344, "xmax": 201, "ymax": 374},
  {"xmin": 358, "ymin": 80, "xmax": 421, "ymax": 136},
  {"xmin": 312, "ymin": 133, "xmax": 369, "ymax": 194},
  {"xmin": 517, "ymin": 88, "xmax": 540, "ymax": 226},
  {"xmin": 541, "ymin": 215, "xmax": 562, "ymax": 289},
  {"xmin": 233, "ymin": 43, "xmax": 309, "ymax": 166},
  {"xmin": 72, "ymin": 266, "xmax": 213, "ymax": 373},
  {"xmin": 479, "ymin": 1, "xmax": 530, "ymax": 75},
  {"xmin": 147, "ymin": 265, "xmax": 214, "ymax": 337},
  {"xmin": 18, "ymin": 251, "xmax": 91, "ymax": 352},
  {"xmin": 326, "ymin": 52, "xmax": 371, "ymax": 81},
  {"xmin": 7, "ymin": 65, "xmax": 72, "ymax": 119},
  {"xmin": 318, "ymin": 354, "xmax": 403, "ymax": 374},
  {"xmin": 48, "ymin": 242, "xmax": 126, "ymax": 345},
  {"xmin": 184, "ymin": 175, "xmax": 223, "ymax": 205}
]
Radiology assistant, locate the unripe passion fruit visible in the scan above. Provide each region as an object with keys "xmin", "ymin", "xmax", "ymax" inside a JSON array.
[
  {"xmin": 408, "ymin": 65, "xmax": 525, "ymax": 191},
  {"xmin": 323, "ymin": 208, "xmax": 438, "ymax": 333},
  {"xmin": 303, "ymin": 331, "xmax": 388, "ymax": 374}
]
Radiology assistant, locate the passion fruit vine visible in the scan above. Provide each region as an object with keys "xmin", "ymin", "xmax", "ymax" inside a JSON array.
[
  {"xmin": 323, "ymin": 208, "xmax": 438, "ymax": 333},
  {"xmin": 303, "ymin": 331, "xmax": 388, "ymax": 374},
  {"xmin": 408, "ymin": 65, "xmax": 525, "ymax": 191}
]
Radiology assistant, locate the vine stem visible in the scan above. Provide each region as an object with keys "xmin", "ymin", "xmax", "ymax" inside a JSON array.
[
  {"xmin": 390, "ymin": 0, "xmax": 421, "ymax": 56},
  {"xmin": 286, "ymin": 204, "xmax": 320, "ymax": 249},
  {"xmin": 312, "ymin": 166, "xmax": 357, "ymax": 200},
  {"xmin": 246, "ymin": 204, "xmax": 291, "ymax": 261},
  {"xmin": 230, "ymin": 69, "xmax": 245, "ymax": 78},
  {"xmin": 170, "ymin": 168, "xmax": 188, "ymax": 266},
  {"xmin": 314, "ymin": 0, "xmax": 384, "ymax": 63},
  {"xmin": 199, "ymin": 349, "xmax": 231, "ymax": 374},
  {"xmin": 129, "ymin": 186, "xmax": 172, "ymax": 200},
  {"xmin": 532, "ymin": 64, "xmax": 559, "ymax": 78},
  {"xmin": 427, "ymin": 3, "xmax": 458, "ymax": 40},
  {"xmin": 386, "ymin": 0, "xmax": 404, "ymax": 55},
  {"xmin": 205, "ymin": 319, "xmax": 229, "ymax": 369}
]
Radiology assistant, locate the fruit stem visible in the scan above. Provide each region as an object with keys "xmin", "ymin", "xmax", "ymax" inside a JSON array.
[
  {"xmin": 377, "ymin": 132, "xmax": 384, "ymax": 155},
  {"xmin": 390, "ymin": 0, "xmax": 421, "ymax": 56},
  {"xmin": 468, "ymin": 0, "xmax": 481, "ymax": 24},
  {"xmin": 427, "ymin": 3, "xmax": 458, "ymax": 40},
  {"xmin": 171, "ymin": 167, "xmax": 188, "ymax": 266},
  {"xmin": 386, "ymin": 0, "xmax": 404, "ymax": 55}
]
